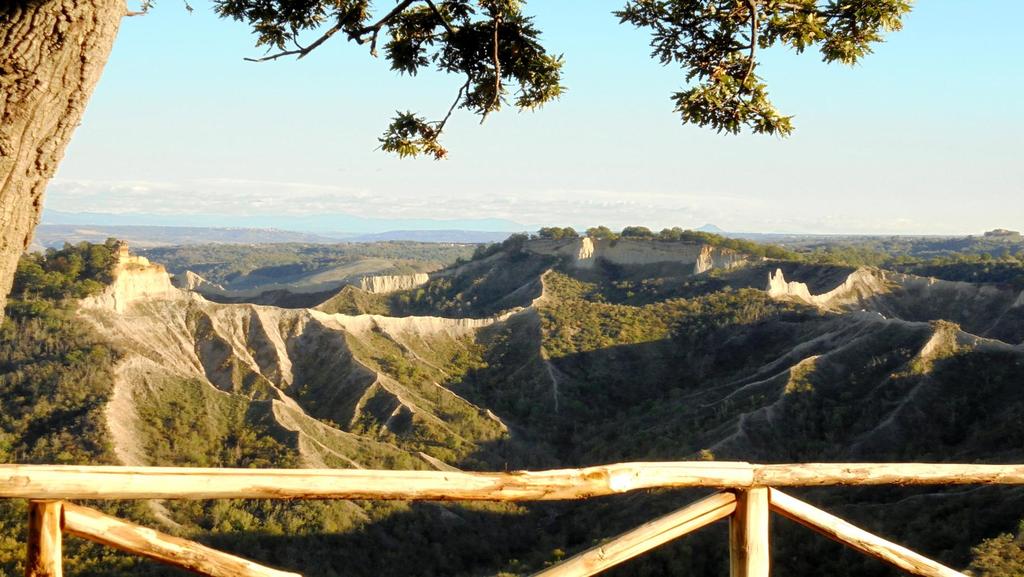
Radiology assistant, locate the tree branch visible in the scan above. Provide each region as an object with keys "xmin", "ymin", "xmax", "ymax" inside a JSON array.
[
  {"xmin": 436, "ymin": 76, "xmax": 472, "ymax": 133},
  {"xmin": 741, "ymin": 0, "xmax": 758, "ymax": 93},
  {"xmin": 126, "ymin": 0, "xmax": 190, "ymax": 17},
  {"xmin": 246, "ymin": 0, "xmax": 419, "ymax": 62},
  {"xmin": 725, "ymin": 0, "xmax": 759, "ymax": 119},
  {"xmin": 351, "ymin": 0, "xmax": 417, "ymax": 57},
  {"xmin": 482, "ymin": 12, "xmax": 502, "ymax": 123},
  {"xmin": 245, "ymin": 20, "xmax": 345, "ymax": 62},
  {"xmin": 424, "ymin": 0, "xmax": 457, "ymax": 36},
  {"xmin": 350, "ymin": 0, "xmax": 417, "ymax": 41}
]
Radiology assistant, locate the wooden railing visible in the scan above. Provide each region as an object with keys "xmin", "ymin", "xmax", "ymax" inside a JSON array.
[{"xmin": 4, "ymin": 461, "xmax": 1024, "ymax": 577}]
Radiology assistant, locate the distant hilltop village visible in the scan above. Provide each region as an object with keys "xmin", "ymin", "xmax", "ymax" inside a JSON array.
[{"xmin": 983, "ymin": 229, "xmax": 1022, "ymax": 240}]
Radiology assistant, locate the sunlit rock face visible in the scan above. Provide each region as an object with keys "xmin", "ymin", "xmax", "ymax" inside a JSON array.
[
  {"xmin": 525, "ymin": 237, "xmax": 748, "ymax": 273},
  {"xmin": 173, "ymin": 270, "xmax": 227, "ymax": 294},
  {"xmin": 82, "ymin": 243, "xmax": 182, "ymax": 313},
  {"xmin": 358, "ymin": 273, "xmax": 431, "ymax": 294}
]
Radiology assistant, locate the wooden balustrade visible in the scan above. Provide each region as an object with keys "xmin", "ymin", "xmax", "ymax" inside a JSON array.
[
  {"xmin": 5, "ymin": 462, "xmax": 1024, "ymax": 502},
  {"xmin": 8, "ymin": 462, "xmax": 1021, "ymax": 577}
]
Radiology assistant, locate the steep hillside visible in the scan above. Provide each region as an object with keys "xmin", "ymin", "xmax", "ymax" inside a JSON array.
[
  {"xmin": 80, "ymin": 291, "xmax": 512, "ymax": 471},
  {"xmin": 145, "ymin": 242, "xmax": 473, "ymax": 296},
  {"xmin": 314, "ymin": 236, "xmax": 754, "ymax": 318},
  {"xmin": 499, "ymin": 266, "xmax": 1024, "ymax": 577},
  {"xmin": 4, "ymin": 238, "xmax": 1024, "ymax": 577},
  {"xmin": 761, "ymin": 266, "xmax": 1024, "ymax": 344}
]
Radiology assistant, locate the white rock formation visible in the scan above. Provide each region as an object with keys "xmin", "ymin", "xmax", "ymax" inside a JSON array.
[
  {"xmin": 310, "ymin": 310, "xmax": 507, "ymax": 336},
  {"xmin": 577, "ymin": 236, "xmax": 595, "ymax": 260},
  {"xmin": 82, "ymin": 243, "xmax": 182, "ymax": 313},
  {"xmin": 173, "ymin": 270, "xmax": 227, "ymax": 294},
  {"xmin": 358, "ymin": 273, "xmax": 430, "ymax": 294},
  {"xmin": 693, "ymin": 244, "xmax": 748, "ymax": 274},
  {"xmin": 525, "ymin": 238, "xmax": 748, "ymax": 273},
  {"xmin": 766, "ymin": 269, "xmax": 817, "ymax": 303},
  {"xmin": 766, "ymin": 267, "xmax": 893, "ymax": 309}
]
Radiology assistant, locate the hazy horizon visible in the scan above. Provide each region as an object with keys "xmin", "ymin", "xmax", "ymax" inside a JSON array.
[{"xmin": 40, "ymin": 208, "xmax": 1021, "ymax": 240}]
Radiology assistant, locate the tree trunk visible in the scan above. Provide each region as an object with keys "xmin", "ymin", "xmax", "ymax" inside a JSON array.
[{"xmin": 0, "ymin": 0, "xmax": 124, "ymax": 320}]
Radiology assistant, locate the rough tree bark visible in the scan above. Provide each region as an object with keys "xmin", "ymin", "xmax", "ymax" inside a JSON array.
[{"xmin": 0, "ymin": 0, "xmax": 124, "ymax": 320}]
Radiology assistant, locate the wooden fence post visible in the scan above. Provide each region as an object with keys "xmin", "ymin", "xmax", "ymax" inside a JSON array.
[
  {"xmin": 26, "ymin": 500, "xmax": 63, "ymax": 577},
  {"xmin": 730, "ymin": 488, "xmax": 770, "ymax": 577}
]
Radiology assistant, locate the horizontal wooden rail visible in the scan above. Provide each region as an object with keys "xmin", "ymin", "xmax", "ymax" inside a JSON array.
[
  {"xmin": 4, "ymin": 463, "xmax": 1024, "ymax": 501},
  {"xmin": 0, "ymin": 462, "xmax": 754, "ymax": 500},
  {"xmin": 61, "ymin": 502, "xmax": 301, "ymax": 577},
  {"xmin": 755, "ymin": 463, "xmax": 1024, "ymax": 486},
  {"xmin": 769, "ymin": 489, "xmax": 966, "ymax": 577}
]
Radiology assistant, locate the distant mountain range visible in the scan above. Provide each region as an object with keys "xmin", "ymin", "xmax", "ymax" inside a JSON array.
[
  {"xmin": 31, "ymin": 224, "xmax": 339, "ymax": 249},
  {"xmin": 40, "ymin": 209, "xmax": 525, "ymax": 236},
  {"xmin": 33, "ymin": 209, "xmax": 527, "ymax": 248},
  {"xmin": 346, "ymin": 230, "xmax": 515, "ymax": 243},
  {"xmin": 34, "ymin": 210, "xmax": 732, "ymax": 249},
  {"xmin": 695, "ymin": 223, "xmax": 726, "ymax": 234},
  {"xmin": 39, "ymin": 210, "xmax": 742, "ymax": 246},
  {"xmin": 31, "ymin": 224, "xmax": 518, "ymax": 249},
  {"xmin": 48, "ymin": 209, "xmax": 1018, "ymax": 257}
]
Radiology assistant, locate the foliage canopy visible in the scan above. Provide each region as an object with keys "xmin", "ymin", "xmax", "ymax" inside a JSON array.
[{"xmin": 210, "ymin": 0, "xmax": 913, "ymax": 157}]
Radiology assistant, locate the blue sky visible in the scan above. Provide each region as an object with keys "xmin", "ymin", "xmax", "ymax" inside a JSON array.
[{"xmin": 46, "ymin": 0, "xmax": 1024, "ymax": 234}]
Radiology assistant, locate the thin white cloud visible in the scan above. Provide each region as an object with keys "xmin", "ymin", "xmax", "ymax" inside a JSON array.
[
  {"xmin": 44, "ymin": 177, "xmax": 970, "ymax": 234},
  {"xmin": 47, "ymin": 178, "xmax": 730, "ymax": 224}
]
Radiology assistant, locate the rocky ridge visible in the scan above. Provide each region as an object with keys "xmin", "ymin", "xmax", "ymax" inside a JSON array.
[
  {"xmin": 525, "ymin": 237, "xmax": 749, "ymax": 273},
  {"xmin": 357, "ymin": 273, "xmax": 430, "ymax": 294},
  {"xmin": 67, "ymin": 240, "xmax": 1024, "ymax": 577}
]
